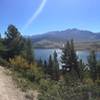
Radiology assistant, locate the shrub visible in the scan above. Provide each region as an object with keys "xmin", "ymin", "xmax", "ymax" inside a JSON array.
[
  {"xmin": 9, "ymin": 56, "xmax": 44, "ymax": 82},
  {"xmin": 95, "ymin": 79, "xmax": 100, "ymax": 86},
  {"xmin": 83, "ymin": 78, "xmax": 94, "ymax": 86},
  {"xmin": 30, "ymin": 63, "xmax": 45, "ymax": 82},
  {"xmin": 38, "ymin": 81, "xmax": 90, "ymax": 100},
  {"xmin": 9, "ymin": 56, "xmax": 30, "ymax": 70},
  {"xmin": 0, "ymin": 57, "xmax": 9, "ymax": 67}
]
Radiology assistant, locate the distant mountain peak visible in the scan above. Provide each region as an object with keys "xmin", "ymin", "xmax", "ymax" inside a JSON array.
[{"xmin": 31, "ymin": 28, "xmax": 100, "ymax": 44}]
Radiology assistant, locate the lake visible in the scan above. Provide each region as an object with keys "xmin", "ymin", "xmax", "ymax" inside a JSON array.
[{"xmin": 34, "ymin": 49, "xmax": 100, "ymax": 64}]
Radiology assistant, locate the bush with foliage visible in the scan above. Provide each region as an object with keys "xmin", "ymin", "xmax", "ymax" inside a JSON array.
[
  {"xmin": 9, "ymin": 56, "xmax": 30, "ymax": 70},
  {"xmin": 38, "ymin": 80, "xmax": 100, "ymax": 100},
  {"xmin": 0, "ymin": 57, "xmax": 9, "ymax": 67},
  {"xmin": 39, "ymin": 80, "xmax": 86, "ymax": 100},
  {"xmin": 9, "ymin": 55, "xmax": 44, "ymax": 82}
]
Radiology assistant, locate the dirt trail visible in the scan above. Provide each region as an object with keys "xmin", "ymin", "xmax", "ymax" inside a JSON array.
[{"xmin": 0, "ymin": 66, "xmax": 38, "ymax": 100}]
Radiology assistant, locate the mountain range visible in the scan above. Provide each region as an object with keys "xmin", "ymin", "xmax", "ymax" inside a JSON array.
[{"xmin": 31, "ymin": 28, "xmax": 100, "ymax": 49}]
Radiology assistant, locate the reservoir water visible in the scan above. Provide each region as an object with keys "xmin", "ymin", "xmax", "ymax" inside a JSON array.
[{"xmin": 34, "ymin": 49, "xmax": 100, "ymax": 64}]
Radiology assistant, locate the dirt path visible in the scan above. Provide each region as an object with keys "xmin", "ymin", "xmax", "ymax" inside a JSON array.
[{"xmin": 0, "ymin": 66, "xmax": 35, "ymax": 100}]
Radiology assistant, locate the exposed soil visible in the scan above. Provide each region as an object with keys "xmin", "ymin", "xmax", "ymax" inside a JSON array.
[{"xmin": 0, "ymin": 66, "xmax": 38, "ymax": 100}]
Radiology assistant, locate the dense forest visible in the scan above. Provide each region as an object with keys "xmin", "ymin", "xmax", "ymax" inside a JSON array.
[{"xmin": 0, "ymin": 25, "xmax": 100, "ymax": 100}]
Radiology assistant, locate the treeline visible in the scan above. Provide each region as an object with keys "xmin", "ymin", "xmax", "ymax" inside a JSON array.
[
  {"xmin": 0, "ymin": 25, "xmax": 100, "ymax": 100},
  {"xmin": 37, "ymin": 40, "xmax": 100, "ymax": 83}
]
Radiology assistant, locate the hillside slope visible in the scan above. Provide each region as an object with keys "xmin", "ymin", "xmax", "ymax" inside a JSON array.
[
  {"xmin": 0, "ymin": 66, "xmax": 39, "ymax": 100},
  {"xmin": 31, "ymin": 28, "xmax": 100, "ymax": 49},
  {"xmin": 0, "ymin": 66, "xmax": 27, "ymax": 100},
  {"xmin": 31, "ymin": 28, "xmax": 100, "ymax": 43}
]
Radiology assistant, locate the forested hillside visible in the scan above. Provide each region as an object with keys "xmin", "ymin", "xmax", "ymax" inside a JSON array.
[{"xmin": 0, "ymin": 25, "xmax": 100, "ymax": 100}]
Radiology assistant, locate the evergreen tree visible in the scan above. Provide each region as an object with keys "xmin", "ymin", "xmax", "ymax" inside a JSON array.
[
  {"xmin": 88, "ymin": 50, "xmax": 97, "ymax": 82},
  {"xmin": 0, "ymin": 36, "xmax": 5, "ymax": 53},
  {"xmin": 70, "ymin": 39, "xmax": 81, "ymax": 79},
  {"xmin": 78, "ymin": 59, "xmax": 85, "ymax": 81},
  {"xmin": 53, "ymin": 51, "xmax": 59, "ymax": 80},
  {"xmin": 48, "ymin": 55, "xmax": 53, "ymax": 77},
  {"xmin": 61, "ymin": 40, "xmax": 81, "ymax": 80},
  {"xmin": 61, "ymin": 41, "xmax": 71, "ymax": 71},
  {"xmin": 37, "ymin": 58, "xmax": 43, "ymax": 67},
  {"xmin": 97, "ymin": 62, "xmax": 100, "ymax": 80},
  {"xmin": 25, "ymin": 38, "xmax": 34, "ymax": 64},
  {"xmin": 3, "ymin": 25, "xmax": 24, "ymax": 59},
  {"xmin": 43, "ymin": 60, "xmax": 48, "ymax": 73}
]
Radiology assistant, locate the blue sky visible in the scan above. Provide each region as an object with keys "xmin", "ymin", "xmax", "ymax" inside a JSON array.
[{"xmin": 0, "ymin": 0, "xmax": 100, "ymax": 35}]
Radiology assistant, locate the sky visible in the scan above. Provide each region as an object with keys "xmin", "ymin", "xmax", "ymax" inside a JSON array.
[{"xmin": 0, "ymin": 0, "xmax": 100, "ymax": 35}]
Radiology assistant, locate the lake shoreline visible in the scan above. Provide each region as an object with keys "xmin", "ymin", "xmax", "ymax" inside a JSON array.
[
  {"xmin": 34, "ymin": 47, "xmax": 100, "ymax": 51},
  {"xmin": 34, "ymin": 49, "xmax": 100, "ymax": 64}
]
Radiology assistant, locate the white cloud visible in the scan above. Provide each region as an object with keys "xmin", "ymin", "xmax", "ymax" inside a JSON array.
[{"xmin": 23, "ymin": 0, "xmax": 47, "ymax": 29}]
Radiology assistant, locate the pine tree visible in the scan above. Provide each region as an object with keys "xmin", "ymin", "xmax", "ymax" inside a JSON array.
[
  {"xmin": 78, "ymin": 59, "xmax": 85, "ymax": 81},
  {"xmin": 48, "ymin": 55, "xmax": 53, "ymax": 77},
  {"xmin": 70, "ymin": 39, "xmax": 81, "ymax": 79},
  {"xmin": 61, "ymin": 40, "xmax": 81, "ymax": 80},
  {"xmin": 53, "ymin": 51, "xmax": 59, "ymax": 80},
  {"xmin": 25, "ymin": 38, "xmax": 34, "ymax": 64},
  {"xmin": 37, "ymin": 58, "xmax": 43, "ymax": 67},
  {"xmin": 3, "ymin": 25, "xmax": 24, "ymax": 59},
  {"xmin": 61, "ymin": 41, "xmax": 71, "ymax": 72},
  {"xmin": 43, "ymin": 60, "xmax": 48, "ymax": 73},
  {"xmin": 97, "ymin": 62, "xmax": 100, "ymax": 80},
  {"xmin": 88, "ymin": 50, "xmax": 97, "ymax": 82},
  {"xmin": 0, "ymin": 35, "xmax": 5, "ymax": 53}
]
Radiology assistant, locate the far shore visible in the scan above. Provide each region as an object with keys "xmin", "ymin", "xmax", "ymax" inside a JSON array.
[{"xmin": 34, "ymin": 47, "xmax": 100, "ymax": 51}]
